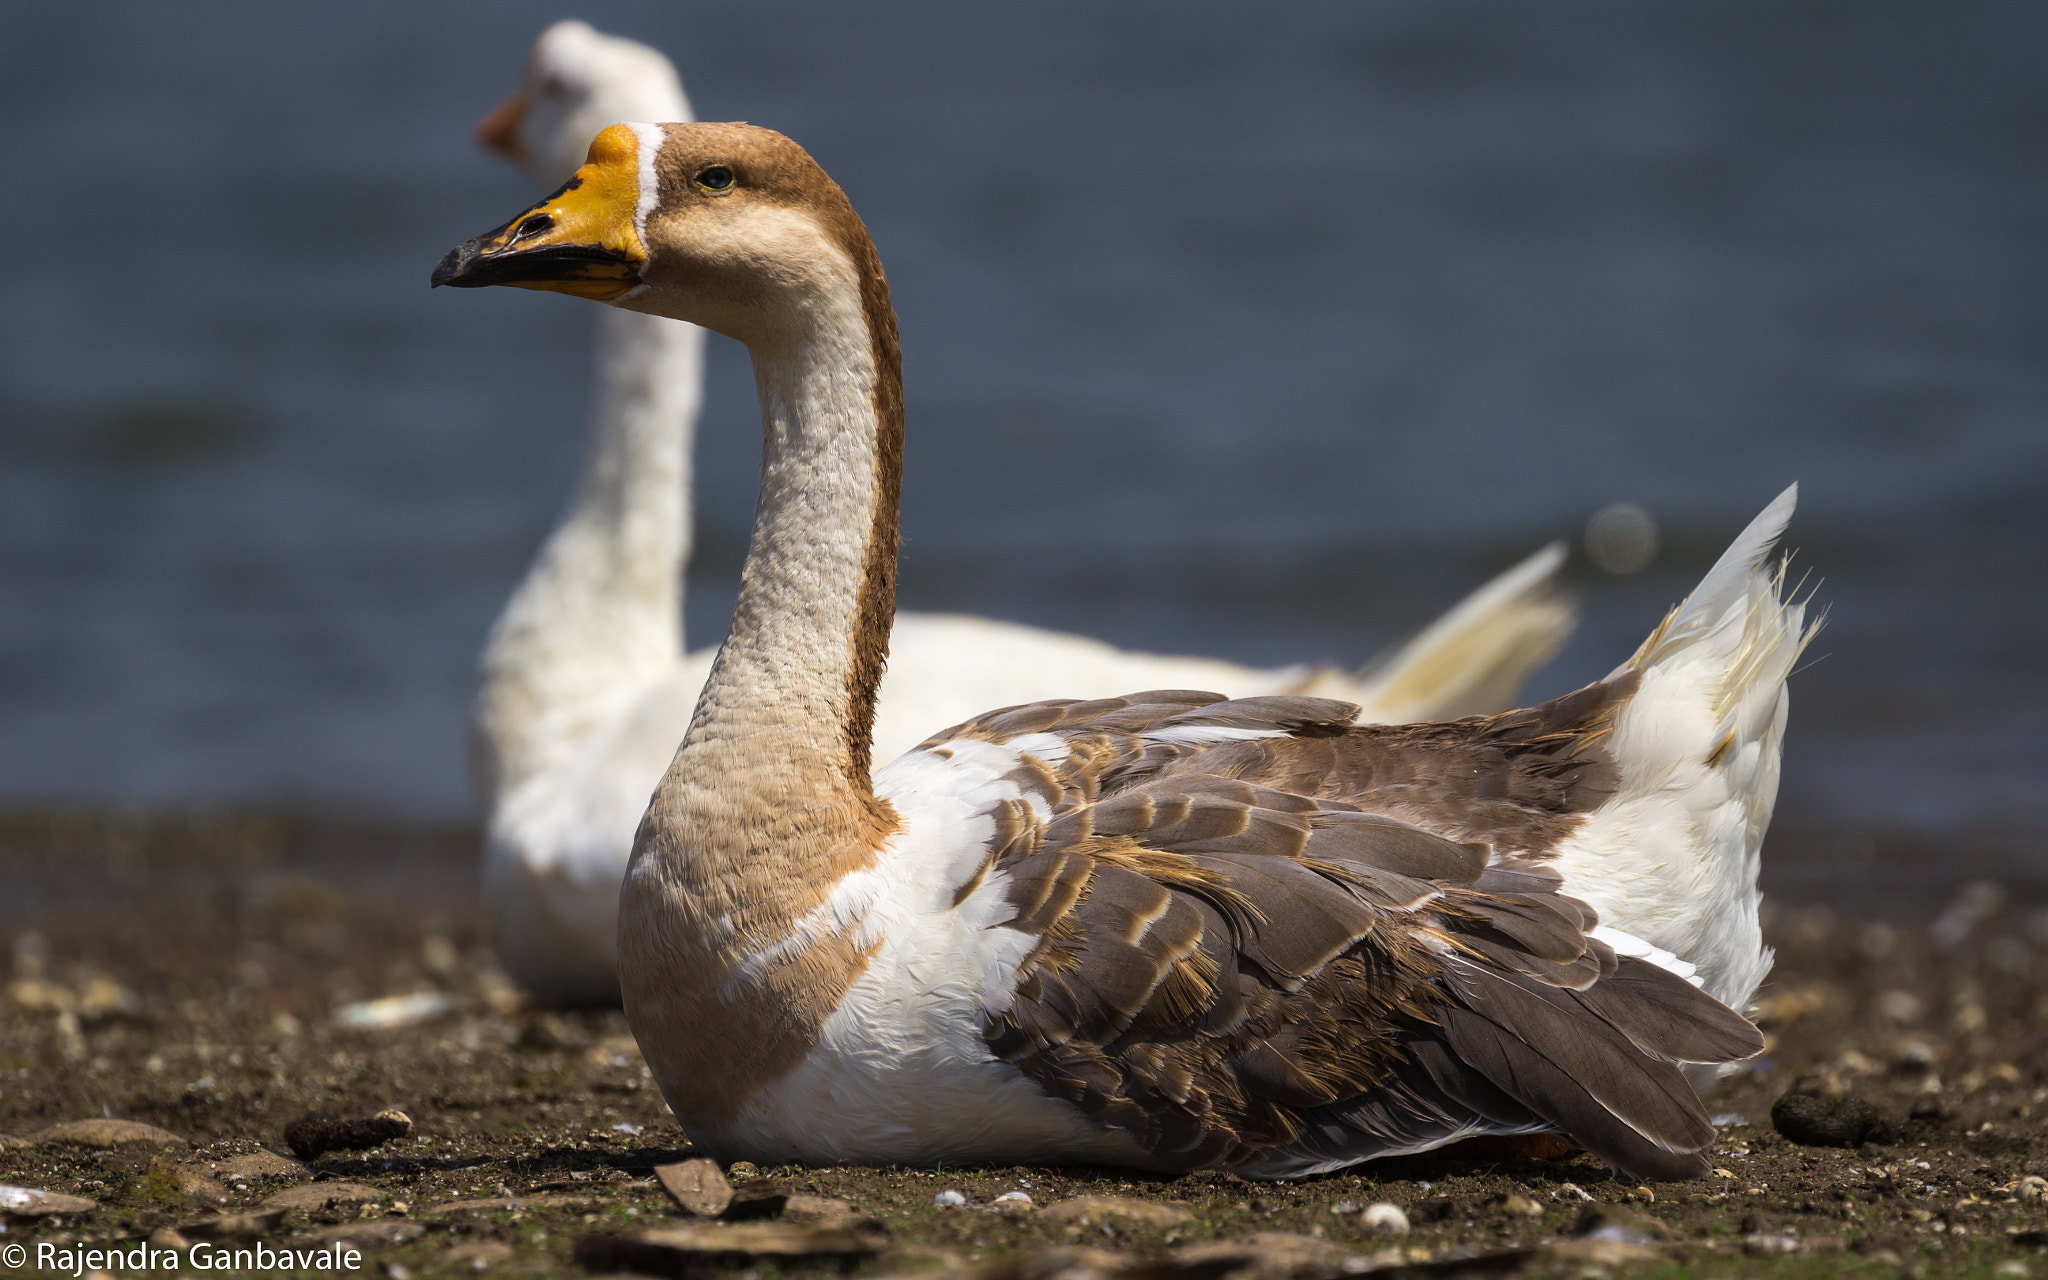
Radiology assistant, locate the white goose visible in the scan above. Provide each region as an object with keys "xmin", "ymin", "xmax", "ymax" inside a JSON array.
[
  {"xmin": 467, "ymin": 23, "xmax": 1580, "ymax": 1008},
  {"xmin": 437, "ymin": 122, "xmax": 1811, "ymax": 1177}
]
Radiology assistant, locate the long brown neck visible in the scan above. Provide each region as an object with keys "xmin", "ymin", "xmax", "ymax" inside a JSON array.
[
  {"xmin": 608, "ymin": 130, "xmax": 915, "ymax": 1130},
  {"xmin": 629, "ymin": 226, "xmax": 902, "ymax": 941}
]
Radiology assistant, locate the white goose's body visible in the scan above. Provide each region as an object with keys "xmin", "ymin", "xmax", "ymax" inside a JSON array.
[
  {"xmin": 473, "ymin": 23, "xmax": 1575, "ymax": 1006},
  {"xmin": 438, "ymin": 120, "xmax": 1806, "ymax": 1178}
]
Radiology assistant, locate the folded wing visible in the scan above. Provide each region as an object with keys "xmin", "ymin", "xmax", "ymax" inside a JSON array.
[{"xmin": 954, "ymin": 689, "xmax": 1762, "ymax": 1179}]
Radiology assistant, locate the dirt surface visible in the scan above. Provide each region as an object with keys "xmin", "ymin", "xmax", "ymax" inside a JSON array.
[{"xmin": 3, "ymin": 809, "xmax": 2047, "ymax": 1278}]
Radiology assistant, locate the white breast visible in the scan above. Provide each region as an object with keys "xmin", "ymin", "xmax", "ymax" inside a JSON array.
[{"xmin": 682, "ymin": 740, "xmax": 1154, "ymax": 1168}]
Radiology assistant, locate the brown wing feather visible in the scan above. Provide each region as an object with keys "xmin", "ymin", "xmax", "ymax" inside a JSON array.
[
  {"xmin": 977, "ymin": 682, "xmax": 1756, "ymax": 1180},
  {"xmin": 922, "ymin": 690, "xmax": 1227, "ymax": 750},
  {"xmin": 1147, "ymin": 674, "xmax": 1640, "ymax": 858}
]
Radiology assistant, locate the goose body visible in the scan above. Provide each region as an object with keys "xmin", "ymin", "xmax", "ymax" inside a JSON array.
[
  {"xmin": 436, "ymin": 121, "xmax": 1807, "ymax": 1178},
  {"xmin": 471, "ymin": 23, "xmax": 1577, "ymax": 1007}
]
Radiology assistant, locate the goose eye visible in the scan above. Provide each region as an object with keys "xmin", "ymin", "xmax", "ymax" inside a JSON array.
[
  {"xmin": 696, "ymin": 166, "xmax": 735, "ymax": 191},
  {"xmin": 513, "ymin": 213, "xmax": 553, "ymax": 240}
]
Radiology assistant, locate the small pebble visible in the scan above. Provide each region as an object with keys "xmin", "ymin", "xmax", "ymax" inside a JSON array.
[
  {"xmin": 1493, "ymin": 1194, "xmax": 1542, "ymax": 1218},
  {"xmin": 283, "ymin": 1109, "xmax": 413, "ymax": 1160},
  {"xmin": 932, "ymin": 1189, "xmax": 967, "ymax": 1207},
  {"xmin": 259, "ymin": 1180, "xmax": 385, "ymax": 1212},
  {"xmin": 1361, "ymin": 1203, "xmax": 1409, "ymax": 1234},
  {"xmin": 1329, "ymin": 1200, "xmax": 1360, "ymax": 1215},
  {"xmin": 1874, "ymin": 990, "xmax": 1925, "ymax": 1024},
  {"xmin": 783, "ymin": 1194, "xmax": 856, "ymax": 1225},
  {"xmin": 1038, "ymin": 1196, "xmax": 1191, "ymax": 1228},
  {"xmin": 994, "ymin": 1191, "xmax": 1033, "ymax": 1205},
  {"xmin": 30, "ymin": 1119, "xmax": 187, "ymax": 1150},
  {"xmin": 1836, "ymin": 1050, "xmax": 1881, "ymax": 1076},
  {"xmin": 333, "ymin": 992, "xmax": 454, "ymax": 1031},
  {"xmin": 1770, "ymin": 1094, "xmax": 1896, "ymax": 1149},
  {"xmin": 1578, "ymin": 1205, "xmax": 1667, "ymax": 1245},
  {"xmin": 0, "ymin": 1184, "xmax": 99, "ymax": 1216},
  {"xmin": 654, "ymin": 1158, "xmax": 733, "ymax": 1217}
]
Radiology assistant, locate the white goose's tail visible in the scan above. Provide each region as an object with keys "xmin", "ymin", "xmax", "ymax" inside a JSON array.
[
  {"xmin": 1323, "ymin": 542, "xmax": 1577, "ymax": 724},
  {"xmin": 1550, "ymin": 485, "xmax": 1817, "ymax": 1028}
]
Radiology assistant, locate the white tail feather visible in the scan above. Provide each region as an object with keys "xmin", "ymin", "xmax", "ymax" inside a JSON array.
[
  {"xmin": 1609, "ymin": 483, "xmax": 1800, "ymax": 682},
  {"xmin": 1550, "ymin": 488, "xmax": 1815, "ymax": 1035},
  {"xmin": 1591, "ymin": 925, "xmax": 1703, "ymax": 988},
  {"xmin": 1339, "ymin": 542, "xmax": 1576, "ymax": 723}
]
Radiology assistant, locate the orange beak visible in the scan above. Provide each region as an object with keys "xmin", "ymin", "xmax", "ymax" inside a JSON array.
[
  {"xmin": 475, "ymin": 90, "xmax": 528, "ymax": 161},
  {"xmin": 432, "ymin": 124, "xmax": 650, "ymax": 302}
]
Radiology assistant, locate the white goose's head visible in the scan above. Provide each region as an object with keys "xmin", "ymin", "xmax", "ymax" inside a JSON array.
[
  {"xmin": 434, "ymin": 122, "xmax": 890, "ymax": 350},
  {"xmin": 477, "ymin": 21, "xmax": 691, "ymax": 190}
]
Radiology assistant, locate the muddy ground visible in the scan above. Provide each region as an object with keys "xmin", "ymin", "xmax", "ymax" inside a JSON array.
[{"xmin": 2, "ymin": 810, "xmax": 2046, "ymax": 1278}]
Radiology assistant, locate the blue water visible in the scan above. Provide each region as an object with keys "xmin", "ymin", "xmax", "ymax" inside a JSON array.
[{"xmin": 2, "ymin": 1, "xmax": 2045, "ymax": 850}]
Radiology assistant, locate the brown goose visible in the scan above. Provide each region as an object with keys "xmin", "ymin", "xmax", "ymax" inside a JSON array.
[
  {"xmin": 468, "ymin": 21, "xmax": 1578, "ymax": 1010},
  {"xmin": 433, "ymin": 122, "xmax": 1809, "ymax": 1178}
]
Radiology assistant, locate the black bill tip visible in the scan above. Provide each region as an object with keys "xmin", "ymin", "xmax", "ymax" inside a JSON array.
[
  {"xmin": 431, "ymin": 240, "xmax": 485, "ymax": 288},
  {"xmin": 429, "ymin": 234, "xmax": 638, "ymax": 295}
]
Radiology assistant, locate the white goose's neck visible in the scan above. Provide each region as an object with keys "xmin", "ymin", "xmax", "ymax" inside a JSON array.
[{"xmin": 473, "ymin": 307, "xmax": 706, "ymax": 798}]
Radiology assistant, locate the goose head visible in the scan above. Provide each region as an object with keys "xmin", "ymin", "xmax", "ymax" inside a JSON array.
[
  {"xmin": 434, "ymin": 122, "xmax": 883, "ymax": 349},
  {"xmin": 477, "ymin": 21, "xmax": 691, "ymax": 190}
]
